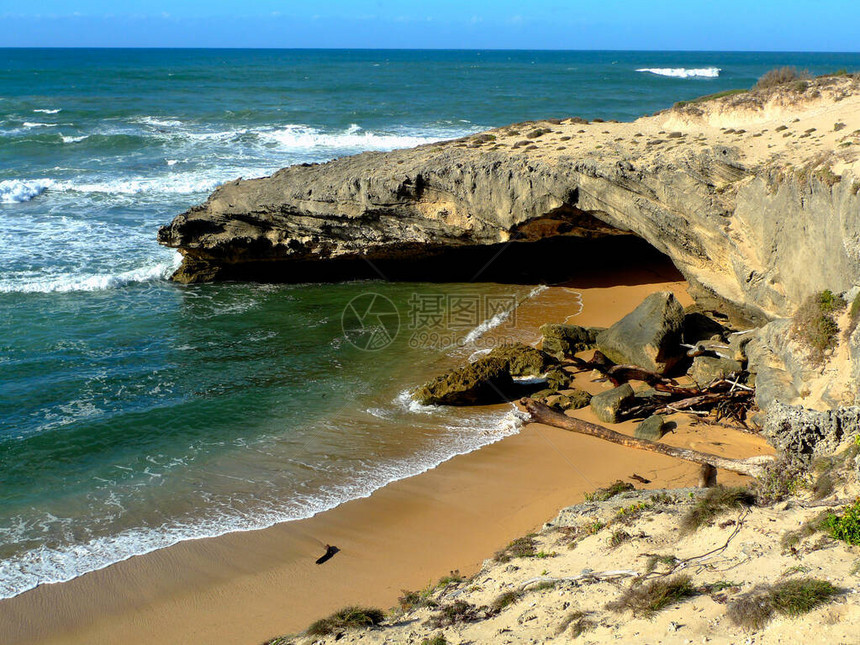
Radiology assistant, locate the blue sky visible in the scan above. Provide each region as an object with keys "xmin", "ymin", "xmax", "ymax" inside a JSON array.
[{"xmin": 2, "ymin": 1, "xmax": 857, "ymax": 50}]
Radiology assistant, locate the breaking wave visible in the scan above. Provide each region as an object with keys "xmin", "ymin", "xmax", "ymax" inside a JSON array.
[
  {"xmin": 0, "ymin": 178, "xmax": 54, "ymax": 203},
  {"xmin": 636, "ymin": 67, "xmax": 721, "ymax": 78}
]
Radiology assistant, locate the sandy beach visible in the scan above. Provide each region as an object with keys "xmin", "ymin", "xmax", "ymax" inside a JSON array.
[{"xmin": 0, "ymin": 265, "xmax": 774, "ymax": 645}]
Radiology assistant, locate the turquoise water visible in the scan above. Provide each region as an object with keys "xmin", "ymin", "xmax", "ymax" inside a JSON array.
[{"xmin": 2, "ymin": 49, "xmax": 859, "ymax": 599}]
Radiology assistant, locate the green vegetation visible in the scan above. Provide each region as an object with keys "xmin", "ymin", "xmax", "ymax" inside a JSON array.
[
  {"xmin": 846, "ymin": 292, "xmax": 860, "ymax": 338},
  {"xmin": 644, "ymin": 554, "xmax": 678, "ymax": 574},
  {"xmin": 792, "ymin": 290, "xmax": 846, "ymax": 363},
  {"xmin": 781, "ymin": 512, "xmax": 829, "ymax": 551},
  {"xmin": 584, "ymin": 480, "xmax": 634, "ymax": 502},
  {"xmin": 426, "ymin": 601, "xmax": 484, "ymax": 628},
  {"xmin": 608, "ymin": 529, "xmax": 631, "ymax": 548},
  {"xmin": 490, "ymin": 590, "xmax": 522, "ymax": 613},
  {"xmin": 824, "ymin": 499, "xmax": 860, "ymax": 545},
  {"xmin": 681, "ymin": 486, "xmax": 755, "ymax": 532},
  {"xmin": 494, "ymin": 535, "xmax": 538, "ymax": 562},
  {"xmin": 755, "ymin": 67, "xmax": 812, "ymax": 90},
  {"xmin": 754, "ymin": 455, "xmax": 808, "ymax": 505},
  {"xmin": 306, "ymin": 607, "xmax": 385, "ymax": 637},
  {"xmin": 607, "ymin": 575, "xmax": 697, "ymax": 617},
  {"xmin": 727, "ymin": 578, "xmax": 841, "ymax": 629}
]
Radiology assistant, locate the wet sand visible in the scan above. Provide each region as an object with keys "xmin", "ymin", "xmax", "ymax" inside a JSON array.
[{"xmin": 0, "ymin": 267, "xmax": 773, "ymax": 645}]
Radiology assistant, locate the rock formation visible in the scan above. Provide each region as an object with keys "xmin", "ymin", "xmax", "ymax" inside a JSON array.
[{"xmin": 159, "ymin": 75, "xmax": 860, "ymax": 325}]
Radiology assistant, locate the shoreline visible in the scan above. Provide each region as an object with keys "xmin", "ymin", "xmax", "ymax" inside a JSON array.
[{"xmin": 0, "ymin": 269, "xmax": 773, "ymax": 644}]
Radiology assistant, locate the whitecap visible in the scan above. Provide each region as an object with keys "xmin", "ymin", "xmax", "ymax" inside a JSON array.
[
  {"xmin": 33, "ymin": 108, "xmax": 61, "ymax": 114},
  {"xmin": 636, "ymin": 67, "xmax": 721, "ymax": 78},
  {"xmin": 22, "ymin": 122, "xmax": 58, "ymax": 128},
  {"xmin": 61, "ymin": 135, "xmax": 87, "ymax": 144},
  {"xmin": 0, "ymin": 178, "xmax": 54, "ymax": 203},
  {"xmin": 259, "ymin": 123, "xmax": 453, "ymax": 151},
  {"xmin": 0, "ymin": 254, "xmax": 181, "ymax": 294}
]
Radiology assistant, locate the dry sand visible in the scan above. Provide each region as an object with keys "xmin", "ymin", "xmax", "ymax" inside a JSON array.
[{"xmin": 0, "ymin": 267, "xmax": 774, "ymax": 645}]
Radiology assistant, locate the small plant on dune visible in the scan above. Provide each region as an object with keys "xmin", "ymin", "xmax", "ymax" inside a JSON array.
[
  {"xmin": 681, "ymin": 486, "xmax": 756, "ymax": 532},
  {"xmin": 780, "ymin": 512, "xmax": 830, "ymax": 551},
  {"xmin": 490, "ymin": 590, "xmax": 522, "ymax": 613},
  {"xmin": 754, "ymin": 454, "xmax": 808, "ymax": 505},
  {"xmin": 420, "ymin": 635, "xmax": 447, "ymax": 645},
  {"xmin": 556, "ymin": 610, "xmax": 596, "ymax": 637},
  {"xmin": 792, "ymin": 290, "xmax": 846, "ymax": 363},
  {"xmin": 426, "ymin": 600, "xmax": 487, "ymax": 628},
  {"xmin": 727, "ymin": 578, "xmax": 841, "ymax": 629},
  {"xmin": 584, "ymin": 480, "xmax": 635, "ymax": 502},
  {"xmin": 305, "ymin": 606, "xmax": 385, "ymax": 637},
  {"xmin": 755, "ymin": 67, "xmax": 812, "ymax": 90},
  {"xmin": 644, "ymin": 554, "xmax": 678, "ymax": 574},
  {"xmin": 398, "ymin": 586, "xmax": 438, "ymax": 612},
  {"xmin": 436, "ymin": 570, "xmax": 465, "ymax": 587},
  {"xmin": 494, "ymin": 535, "xmax": 538, "ymax": 562},
  {"xmin": 607, "ymin": 575, "xmax": 698, "ymax": 617},
  {"xmin": 608, "ymin": 529, "xmax": 631, "ymax": 548},
  {"xmin": 262, "ymin": 637, "xmax": 294, "ymax": 645},
  {"xmin": 823, "ymin": 499, "xmax": 860, "ymax": 545}
]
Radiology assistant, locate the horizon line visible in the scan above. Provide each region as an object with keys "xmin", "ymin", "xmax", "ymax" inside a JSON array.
[{"xmin": 2, "ymin": 46, "xmax": 860, "ymax": 54}]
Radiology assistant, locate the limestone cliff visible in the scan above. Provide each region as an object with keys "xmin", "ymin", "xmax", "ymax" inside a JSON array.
[{"xmin": 159, "ymin": 75, "xmax": 860, "ymax": 325}]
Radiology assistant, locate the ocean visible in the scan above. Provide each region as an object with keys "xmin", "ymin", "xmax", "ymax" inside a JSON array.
[{"xmin": 2, "ymin": 48, "xmax": 859, "ymax": 599}]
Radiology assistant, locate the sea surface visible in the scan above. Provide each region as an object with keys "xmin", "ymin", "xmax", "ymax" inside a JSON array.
[{"xmin": 2, "ymin": 49, "xmax": 859, "ymax": 599}]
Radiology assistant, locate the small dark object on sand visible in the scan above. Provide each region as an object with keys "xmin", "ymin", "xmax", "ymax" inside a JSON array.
[
  {"xmin": 630, "ymin": 474, "xmax": 651, "ymax": 484},
  {"xmin": 316, "ymin": 544, "xmax": 340, "ymax": 565}
]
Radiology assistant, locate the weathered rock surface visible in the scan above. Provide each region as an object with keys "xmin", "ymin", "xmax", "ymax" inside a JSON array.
[
  {"xmin": 591, "ymin": 384, "xmax": 635, "ymax": 424},
  {"xmin": 539, "ymin": 323, "xmax": 603, "ymax": 360},
  {"xmin": 689, "ymin": 355, "xmax": 744, "ymax": 385},
  {"xmin": 763, "ymin": 400, "xmax": 860, "ymax": 457},
  {"xmin": 158, "ymin": 76, "xmax": 860, "ymax": 325},
  {"xmin": 547, "ymin": 389, "xmax": 592, "ymax": 413},
  {"xmin": 414, "ymin": 357, "xmax": 515, "ymax": 406},
  {"xmin": 486, "ymin": 343, "xmax": 556, "ymax": 377},
  {"xmin": 595, "ymin": 291, "xmax": 686, "ymax": 374},
  {"xmin": 635, "ymin": 415, "xmax": 666, "ymax": 441}
]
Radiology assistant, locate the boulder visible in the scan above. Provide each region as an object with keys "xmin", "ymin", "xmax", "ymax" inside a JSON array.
[
  {"xmin": 545, "ymin": 367, "xmax": 573, "ymax": 391},
  {"xmin": 547, "ymin": 389, "xmax": 592, "ymax": 412},
  {"xmin": 595, "ymin": 292, "xmax": 686, "ymax": 374},
  {"xmin": 689, "ymin": 356, "xmax": 743, "ymax": 385},
  {"xmin": 414, "ymin": 357, "xmax": 515, "ymax": 405},
  {"xmin": 487, "ymin": 342, "xmax": 556, "ymax": 377},
  {"xmin": 590, "ymin": 383, "xmax": 634, "ymax": 424},
  {"xmin": 682, "ymin": 311, "xmax": 727, "ymax": 344},
  {"xmin": 634, "ymin": 415, "xmax": 666, "ymax": 441},
  {"xmin": 540, "ymin": 323, "xmax": 603, "ymax": 359}
]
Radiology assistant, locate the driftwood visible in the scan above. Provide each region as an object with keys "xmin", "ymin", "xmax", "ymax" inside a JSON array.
[
  {"xmin": 519, "ymin": 399, "xmax": 773, "ymax": 478},
  {"xmin": 569, "ymin": 351, "xmax": 676, "ymax": 387},
  {"xmin": 520, "ymin": 570, "xmax": 639, "ymax": 590}
]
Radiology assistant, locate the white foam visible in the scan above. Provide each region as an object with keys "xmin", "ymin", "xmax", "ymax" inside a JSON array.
[
  {"xmin": 461, "ymin": 284, "xmax": 548, "ymax": 345},
  {"xmin": 0, "ymin": 405, "xmax": 524, "ymax": 600},
  {"xmin": 33, "ymin": 108, "xmax": 61, "ymax": 114},
  {"xmin": 134, "ymin": 116, "xmax": 184, "ymax": 128},
  {"xmin": 395, "ymin": 389, "xmax": 438, "ymax": 414},
  {"xmin": 636, "ymin": 67, "xmax": 721, "ymax": 78},
  {"xmin": 22, "ymin": 122, "xmax": 58, "ymax": 128},
  {"xmin": 52, "ymin": 174, "xmax": 223, "ymax": 196},
  {"xmin": 0, "ymin": 179, "xmax": 53, "ymax": 203},
  {"xmin": 0, "ymin": 254, "xmax": 181, "ymax": 293},
  {"xmin": 259, "ymin": 123, "xmax": 452, "ymax": 151},
  {"xmin": 61, "ymin": 135, "xmax": 88, "ymax": 144}
]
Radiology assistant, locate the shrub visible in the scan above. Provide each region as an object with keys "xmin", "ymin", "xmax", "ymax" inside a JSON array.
[
  {"xmin": 823, "ymin": 499, "xmax": 860, "ymax": 545},
  {"xmin": 306, "ymin": 607, "xmax": 385, "ymax": 636},
  {"xmin": 557, "ymin": 610, "xmax": 595, "ymax": 637},
  {"xmin": 608, "ymin": 529, "xmax": 631, "ymax": 548},
  {"xmin": 490, "ymin": 590, "xmax": 522, "ymax": 613},
  {"xmin": 754, "ymin": 455, "xmax": 808, "ymax": 505},
  {"xmin": 727, "ymin": 578, "xmax": 840, "ymax": 629},
  {"xmin": 846, "ymin": 293, "xmax": 860, "ymax": 338},
  {"xmin": 681, "ymin": 486, "xmax": 755, "ymax": 532},
  {"xmin": 494, "ymin": 535, "xmax": 537, "ymax": 562},
  {"xmin": 792, "ymin": 290, "xmax": 846, "ymax": 363},
  {"xmin": 607, "ymin": 575, "xmax": 697, "ymax": 617},
  {"xmin": 755, "ymin": 67, "xmax": 812, "ymax": 90},
  {"xmin": 426, "ymin": 601, "xmax": 485, "ymax": 628},
  {"xmin": 584, "ymin": 480, "xmax": 635, "ymax": 502}
]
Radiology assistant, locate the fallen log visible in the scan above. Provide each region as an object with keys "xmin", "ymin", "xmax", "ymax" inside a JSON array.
[{"xmin": 519, "ymin": 399, "xmax": 773, "ymax": 478}]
